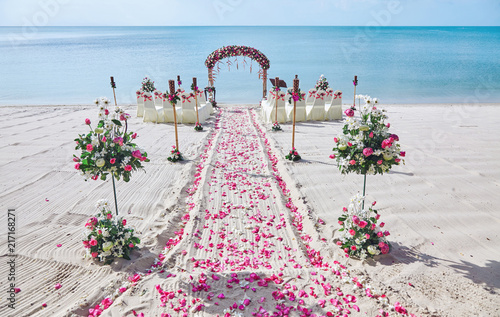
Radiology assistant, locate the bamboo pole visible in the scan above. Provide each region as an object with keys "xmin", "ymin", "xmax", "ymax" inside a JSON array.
[
  {"xmin": 110, "ymin": 76, "xmax": 117, "ymax": 106},
  {"xmin": 274, "ymin": 77, "xmax": 279, "ymax": 124},
  {"xmin": 263, "ymin": 69, "xmax": 267, "ymax": 99},
  {"xmin": 193, "ymin": 77, "xmax": 199, "ymax": 124},
  {"xmin": 169, "ymin": 80, "xmax": 179, "ymax": 151},
  {"xmin": 292, "ymin": 75, "xmax": 299, "ymax": 149},
  {"xmin": 353, "ymin": 75, "xmax": 357, "ymax": 107}
]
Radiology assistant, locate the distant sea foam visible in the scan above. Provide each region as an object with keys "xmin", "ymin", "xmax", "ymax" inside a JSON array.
[{"xmin": 0, "ymin": 26, "xmax": 499, "ymax": 105}]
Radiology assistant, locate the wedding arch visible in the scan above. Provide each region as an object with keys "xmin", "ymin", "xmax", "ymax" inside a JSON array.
[{"xmin": 205, "ymin": 45, "xmax": 270, "ymax": 99}]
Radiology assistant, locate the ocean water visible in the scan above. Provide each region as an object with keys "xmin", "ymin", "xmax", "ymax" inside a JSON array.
[{"xmin": 0, "ymin": 26, "xmax": 499, "ymax": 105}]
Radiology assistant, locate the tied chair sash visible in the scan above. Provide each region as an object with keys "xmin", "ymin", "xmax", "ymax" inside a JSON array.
[
  {"xmin": 326, "ymin": 90, "xmax": 333, "ymax": 97},
  {"xmin": 334, "ymin": 92, "xmax": 342, "ymax": 99},
  {"xmin": 279, "ymin": 93, "xmax": 286, "ymax": 101},
  {"xmin": 144, "ymin": 95, "xmax": 153, "ymax": 101},
  {"xmin": 308, "ymin": 91, "xmax": 317, "ymax": 98},
  {"xmin": 316, "ymin": 93, "xmax": 325, "ymax": 100}
]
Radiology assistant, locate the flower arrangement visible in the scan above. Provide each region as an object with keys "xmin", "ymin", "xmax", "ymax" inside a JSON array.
[
  {"xmin": 167, "ymin": 146, "xmax": 183, "ymax": 162},
  {"xmin": 83, "ymin": 200, "xmax": 140, "ymax": 264},
  {"xmin": 190, "ymin": 83, "xmax": 198, "ymax": 92},
  {"xmin": 336, "ymin": 193, "xmax": 390, "ymax": 260},
  {"xmin": 205, "ymin": 86, "xmax": 216, "ymax": 94},
  {"xmin": 331, "ymin": 96, "xmax": 405, "ymax": 175},
  {"xmin": 141, "ymin": 77, "xmax": 155, "ymax": 93},
  {"xmin": 285, "ymin": 148, "xmax": 301, "ymax": 161},
  {"xmin": 315, "ymin": 74, "xmax": 329, "ymax": 91},
  {"xmin": 209, "ymin": 98, "xmax": 218, "ymax": 108},
  {"xmin": 165, "ymin": 92, "xmax": 180, "ymax": 105},
  {"xmin": 205, "ymin": 45, "xmax": 270, "ymax": 70},
  {"xmin": 287, "ymin": 88, "xmax": 305, "ymax": 104},
  {"xmin": 271, "ymin": 121, "xmax": 282, "ymax": 132},
  {"xmin": 194, "ymin": 122, "xmax": 203, "ymax": 131},
  {"xmin": 74, "ymin": 97, "xmax": 149, "ymax": 183}
]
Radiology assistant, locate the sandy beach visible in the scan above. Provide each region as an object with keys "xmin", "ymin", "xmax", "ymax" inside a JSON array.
[{"xmin": 0, "ymin": 103, "xmax": 499, "ymax": 317}]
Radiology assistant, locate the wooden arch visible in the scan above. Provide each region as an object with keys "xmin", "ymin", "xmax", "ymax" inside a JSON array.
[{"xmin": 205, "ymin": 45, "xmax": 270, "ymax": 99}]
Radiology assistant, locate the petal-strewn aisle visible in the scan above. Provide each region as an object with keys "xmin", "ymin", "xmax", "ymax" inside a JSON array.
[{"xmin": 101, "ymin": 106, "xmax": 415, "ymax": 317}]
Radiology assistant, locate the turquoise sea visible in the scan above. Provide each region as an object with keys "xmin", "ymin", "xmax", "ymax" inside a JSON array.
[{"xmin": 0, "ymin": 26, "xmax": 499, "ymax": 105}]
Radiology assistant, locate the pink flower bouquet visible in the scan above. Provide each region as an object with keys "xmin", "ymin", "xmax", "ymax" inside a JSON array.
[{"xmin": 336, "ymin": 194, "xmax": 391, "ymax": 260}]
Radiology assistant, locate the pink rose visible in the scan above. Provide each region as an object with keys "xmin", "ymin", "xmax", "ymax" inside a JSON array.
[
  {"xmin": 122, "ymin": 219, "xmax": 127, "ymax": 226},
  {"xmin": 132, "ymin": 150, "xmax": 142, "ymax": 158},
  {"xmin": 110, "ymin": 158, "xmax": 116, "ymax": 164},
  {"xmin": 124, "ymin": 165, "xmax": 132, "ymax": 171},
  {"xmin": 90, "ymin": 238, "xmax": 98, "ymax": 246},
  {"xmin": 343, "ymin": 207, "xmax": 348, "ymax": 212},
  {"xmin": 350, "ymin": 245, "xmax": 357, "ymax": 251},
  {"xmin": 132, "ymin": 133, "xmax": 137, "ymax": 139},
  {"xmin": 336, "ymin": 241, "xmax": 342, "ymax": 246},
  {"xmin": 73, "ymin": 157, "xmax": 80, "ymax": 162},
  {"xmin": 129, "ymin": 243, "xmax": 135, "ymax": 248},
  {"xmin": 83, "ymin": 241, "xmax": 90, "ymax": 248},
  {"xmin": 349, "ymin": 229, "xmax": 356, "ymax": 236},
  {"xmin": 329, "ymin": 154, "xmax": 336, "ymax": 159},
  {"xmin": 375, "ymin": 214, "xmax": 381, "ymax": 220},
  {"xmin": 98, "ymin": 230, "xmax": 102, "ymax": 235},
  {"xmin": 358, "ymin": 221, "xmax": 368, "ymax": 229},
  {"xmin": 390, "ymin": 134, "xmax": 399, "ymax": 141},
  {"xmin": 91, "ymin": 252, "xmax": 98, "ymax": 258},
  {"xmin": 365, "ymin": 233, "xmax": 370, "ymax": 239},
  {"xmin": 86, "ymin": 144, "xmax": 93, "ymax": 152},
  {"xmin": 369, "ymin": 132, "xmax": 374, "ymax": 138},
  {"xmin": 377, "ymin": 232, "xmax": 384, "ymax": 237},
  {"xmin": 400, "ymin": 151, "xmax": 406, "ymax": 157},
  {"xmin": 338, "ymin": 221, "xmax": 343, "ymax": 225},
  {"xmin": 347, "ymin": 142, "xmax": 352, "ymax": 147},
  {"xmin": 104, "ymin": 109, "xmax": 109, "ymax": 115},
  {"xmin": 107, "ymin": 213, "xmax": 112, "ymax": 220},
  {"xmin": 54, "ymin": 283, "xmax": 62, "ymax": 290},
  {"xmin": 395, "ymin": 158, "xmax": 401, "ymax": 163},
  {"xmin": 85, "ymin": 118, "xmax": 91, "ymax": 125},
  {"xmin": 380, "ymin": 222, "xmax": 385, "ymax": 227},
  {"xmin": 74, "ymin": 163, "xmax": 81, "ymax": 170},
  {"xmin": 334, "ymin": 137, "xmax": 338, "ymax": 143},
  {"xmin": 384, "ymin": 230, "xmax": 390, "ymax": 236},
  {"xmin": 352, "ymin": 215, "xmax": 360, "ymax": 225},
  {"xmin": 349, "ymin": 160, "xmax": 356, "ymax": 165},
  {"xmin": 362, "ymin": 148, "xmax": 374, "ymax": 157},
  {"xmin": 344, "ymin": 248, "xmax": 349, "ymax": 253},
  {"xmin": 371, "ymin": 223, "xmax": 376, "ymax": 230},
  {"xmin": 377, "ymin": 160, "xmax": 383, "ymax": 165},
  {"xmin": 102, "ymin": 136, "xmax": 107, "ymax": 142},
  {"xmin": 386, "ymin": 123, "xmax": 390, "ymax": 128},
  {"xmin": 344, "ymin": 108, "xmax": 355, "ymax": 117}
]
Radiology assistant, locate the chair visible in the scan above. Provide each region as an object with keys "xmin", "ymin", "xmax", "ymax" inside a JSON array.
[
  {"xmin": 136, "ymin": 90, "xmax": 144, "ymax": 117},
  {"xmin": 305, "ymin": 89, "xmax": 317, "ymax": 106},
  {"xmin": 325, "ymin": 88, "xmax": 334, "ymax": 105},
  {"xmin": 326, "ymin": 90, "xmax": 343, "ymax": 120},
  {"xmin": 286, "ymin": 92, "xmax": 307, "ymax": 122},
  {"xmin": 262, "ymin": 90, "xmax": 277, "ymax": 122},
  {"xmin": 180, "ymin": 92, "xmax": 197, "ymax": 124},
  {"xmin": 266, "ymin": 91, "xmax": 287, "ymax": 123},
  {"xmin": 306, "ymin": 90, "xmax": 326, "ymax": 121},
  {"xmin": 153, "ymin": 90, "xmax": 163, "ymax": 107},
  {"xmin": 196, "ymin": 90, "xmax": 211, "ymax": 116},
  {"xmin": 142, "ymin": 92, "xmax": 158, "ymax": 123},
  {"xmin": 155, "ymin": 93, "xmax": 165, "ymax": 123},
  {"xmin": 163, "ymin": 98, "xmax": 182, "ymax": 123}
]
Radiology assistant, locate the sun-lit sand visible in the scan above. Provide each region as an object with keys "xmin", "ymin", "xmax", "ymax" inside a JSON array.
[{"xmin": 0, "ymin": 103, "xmax": 499, "ymax": 317}]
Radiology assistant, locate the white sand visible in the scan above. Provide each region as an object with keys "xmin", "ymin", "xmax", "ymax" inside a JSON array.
[{"xmin": 0, "ymin": 103, "xmax": 499, "ymax": 317}]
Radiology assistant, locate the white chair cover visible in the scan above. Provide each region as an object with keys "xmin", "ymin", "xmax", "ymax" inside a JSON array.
[
  {"xmin": 286, "ymin": 92, "xmax": 307, "ymax": 122},
  {"xmin": 155, "ymin": 93, "xmax": 165, "ymax": 123},
  {"xmin": 196, "ymin": 90, "xmax": 212, "ymax": 116},
  {"xmin": 262, "ymin": 90, "xmax": 277, "ymax": 121},
  {"xmin": 136, "ymin": 90, "xmax": 144, "ymax": 117},
  {"xmin": 142, "ymin": 92, "xmax": 158, "ymax": 123},
  {"xmin": 305, "ymin": 89, "xmax": 317, "ymax": 106},
  {"xmin": 306, "ymin": 90, "xmax": 326, "ymax": 121},
  {"xmin": 266, "ymin": 91, "xmax": 287, "ymax": 123},
  {"xmin": 326, "ymin": 90, "xmax": 343, "ymax": 120},
  {"xmin": 163, "ymin": 99, "xmax": 182, "ymax": 123},
  {"xmin": 325, "ymin": 88, "xmax": 334, "ymax": 105},
  {"xmin": 180, "ymin": 92, "xmax": 197, "ymax": 124}
]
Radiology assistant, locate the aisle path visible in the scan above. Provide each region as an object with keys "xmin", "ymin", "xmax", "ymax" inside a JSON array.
[{"xmin": 98, "ymin": 106, "xmax": 413, "ymax": 317}]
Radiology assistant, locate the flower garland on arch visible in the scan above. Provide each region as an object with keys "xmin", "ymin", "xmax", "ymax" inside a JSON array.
[{"xmin": 205, "ymin": 45, "xmax": 270, "ymax": 71}]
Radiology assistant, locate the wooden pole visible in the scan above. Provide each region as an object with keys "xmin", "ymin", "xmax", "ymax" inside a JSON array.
[
  {"xmin": 110, "ymin": 76, "xmax": 117, "ymax": 106},
  {"xmin": 169, "ymin": 80, "xmax": 179, "ymax": 150},
  {"xmin": 193, "ymin": 77, "xmax": 199, "ymax": 124},
  {"xmin": 353, "ymin": 75, "xmax": 357, "ymax": 107},
  {"xmin": 263, "ymin": 69, "xmax": 267, "ymax": 99},
  {"xmin": 274, "ymin": 76, "xmax": 279, "ymax": 124},
  {"xmin": 292, "ymin": 75, "xmax": 299, "ymax": 149}
]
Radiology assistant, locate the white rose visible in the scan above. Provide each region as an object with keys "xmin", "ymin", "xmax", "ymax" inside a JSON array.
[
  {"xmin": 96, "ymin": 158, "xmax": 105, "ymax": 167},
  {"xmin": 102, "ymin": 241, "xmax": 114, "ymax": 252}
]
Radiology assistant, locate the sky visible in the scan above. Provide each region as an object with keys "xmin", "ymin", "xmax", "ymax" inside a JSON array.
[{"xmin": 0, "ymin": 0, "xmax": 499, "ymax": 26}]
